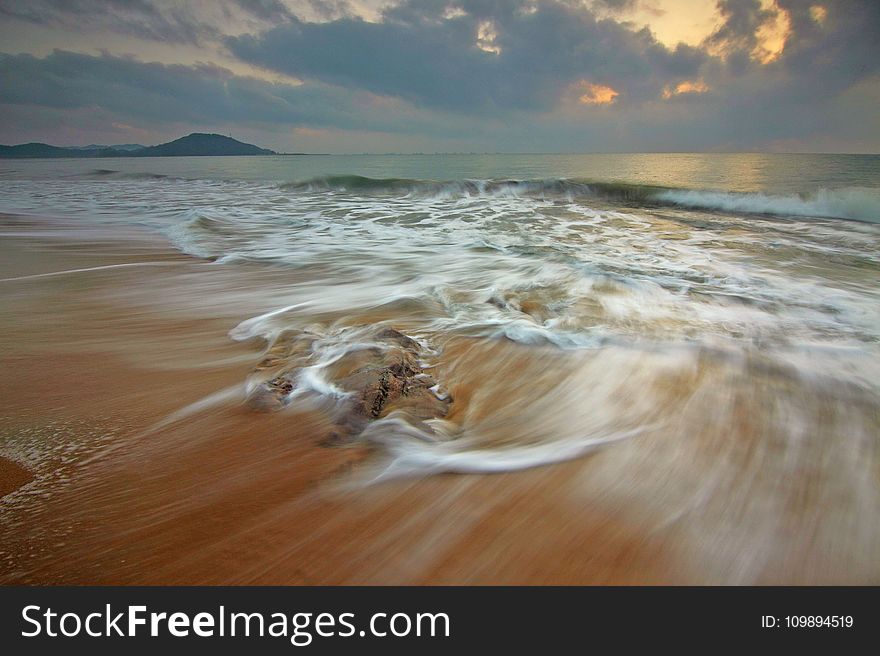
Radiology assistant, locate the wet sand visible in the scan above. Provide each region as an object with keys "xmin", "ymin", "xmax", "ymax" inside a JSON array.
[
  {"xmin": 0, "ymin": 456, "xmax": 32, "ymax": 498},
  {"xmin": 1, "ymin": 213, "xmax": 878, "ymax": 585}
]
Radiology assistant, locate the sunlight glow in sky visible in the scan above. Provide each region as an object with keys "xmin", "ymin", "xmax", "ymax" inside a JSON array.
[
  {"xmin": 0, "ymin": 0, "xmax": 877, "ymax": 153},
  {"xmin": 662, "ymin": 79, "xmax": 710, "ymax": 98},
  {"xmin": 577, "ymin": 81, "xmax": 621, "ymax": 105}
]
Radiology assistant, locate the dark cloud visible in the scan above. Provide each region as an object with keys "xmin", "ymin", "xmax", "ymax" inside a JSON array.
[
  {"xmin": 233, "ymin": 0, "xmax": 295, "ymax": 21},
  {"xmin": 228, "ymin": 0, "xmax": 708, "ymax": 111},
  {"xmin": 0, "ymin": 49, "xmax": 460, "ymax": 137},
  {"xmin": 0, "ymin": 0, "xmax": 212, "ymax": 44},
  {"xmin": 686, "ymin": 0, "xmax": 880, "ymax": 115},
  {"xmin": 775, "ymin": 0, "xmax": 880, "ymax": 93},
  {"xmin": 0, "ymin": 0, "xmax": 362, "ymax": 44},
  {"xmin": 0, "ymin": 0, "xmax": 878, "ymax": 152},
  {"xmin": 706, "ymin": 0, "xmax": 775, "ymax": 54}
]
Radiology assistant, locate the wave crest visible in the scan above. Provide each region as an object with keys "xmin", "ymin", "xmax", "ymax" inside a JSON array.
[
  {"xmin": 657, "ymin": 187, "xmax": 880, "ymax": 222},
  {"xmin": 280, "ymin": 175, "xmax": 880, "ymax": 221}
]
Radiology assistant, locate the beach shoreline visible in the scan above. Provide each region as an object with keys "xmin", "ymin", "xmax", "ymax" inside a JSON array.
[{"xmin": 1, "ymin": 211, "xmax": 878, "ymax": 585}]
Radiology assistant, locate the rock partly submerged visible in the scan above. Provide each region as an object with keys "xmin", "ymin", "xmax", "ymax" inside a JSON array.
[{"xmin": 246, "ymin": 326, "xmax": 451, "ymax": 440}]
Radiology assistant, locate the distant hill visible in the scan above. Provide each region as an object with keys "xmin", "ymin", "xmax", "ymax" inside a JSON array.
[
  {"xmin": 131, "ymin": 133, "xmax": 275, "ymax": 157},
  {"xmin": 0, "ymin": 133, "xmax": 276, "ymax": 158}
]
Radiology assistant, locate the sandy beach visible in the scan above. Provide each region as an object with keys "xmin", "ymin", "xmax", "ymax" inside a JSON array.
[
  {"xmin": 0, "ymin": 215, "xmax": 664, "ymax": 584},
  {"xmin": 1, "ymin": 211, "xmax": 877, "ymax": 585}
]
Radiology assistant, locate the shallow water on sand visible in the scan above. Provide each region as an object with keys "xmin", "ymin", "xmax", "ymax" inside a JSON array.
[{"xmin": 0, "ymin": 153, "xmax": 879, "ymax": 583}]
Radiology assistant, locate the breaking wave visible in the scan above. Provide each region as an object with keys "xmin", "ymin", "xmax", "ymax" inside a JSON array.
[
  {"xmin": 280, "ymin": 175, "xmax": 880, "ymax": 221},
  {"xmin": 1, "ymin": 156, "xmax": 879, "ymax": 482},
  {"xmin": 657, "ymin": 186, "xmax": 880, "ymax": 222}
]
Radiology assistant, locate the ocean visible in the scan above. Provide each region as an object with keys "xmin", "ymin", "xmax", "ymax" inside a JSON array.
[
  {"xmin": 1, "ymin": 152, "xmax": 878, "ymax": 476},
  {"xmin": 1, "ymin": 152, "xmax": 880, "ymax": 583}
]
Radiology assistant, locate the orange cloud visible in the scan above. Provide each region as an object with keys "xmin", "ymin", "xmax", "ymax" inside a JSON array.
[
  {"xmin": 576, "ymin": 81, "xmax": 619, "ymax": 105},
  {"xmin": 662, "ymin": 79, "xmax": 709, "ymax": 99},
  {"xmin": 752, "ymin": 1, "xmax": 791, "ymax": 64}
]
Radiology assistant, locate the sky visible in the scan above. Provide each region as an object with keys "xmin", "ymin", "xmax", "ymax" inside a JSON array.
[{"xmin": 0, "ymin": 0, "xmax": 878, "ymax": 153}]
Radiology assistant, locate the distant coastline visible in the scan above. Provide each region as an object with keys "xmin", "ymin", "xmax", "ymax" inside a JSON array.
[{"xmin": 0, "ymin": 132, "xmax": 276, "ymax": 158}]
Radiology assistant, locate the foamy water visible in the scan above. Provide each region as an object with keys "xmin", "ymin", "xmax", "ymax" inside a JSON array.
[{"xmin": 1, "ymin": 154, "xmax": 878, "ymax": 479}]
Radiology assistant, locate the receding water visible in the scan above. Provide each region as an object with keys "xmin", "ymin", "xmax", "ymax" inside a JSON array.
[
  {"xmin": 1, "ymin": 152, "xmax": 879, "ymax": 583},
  {"xmin": 1, "ymin": 153, "xmax": 879, "ymax": 477}
]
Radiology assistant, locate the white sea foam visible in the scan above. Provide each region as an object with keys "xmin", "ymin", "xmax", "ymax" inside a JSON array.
[
  {"xmin": 657, "ymin": 187, "xmax": 880, "ymax": 222},
  {"xmin": 2, "ymin": 166, "xmax": 879, "ymax": 478},
  {"xmin": 362, "ymin": 420, "xmax": 645, "ymax": 480},
  {"xmin": 228, "ymin": 302, "xmax": 312, "ymax": 341}
]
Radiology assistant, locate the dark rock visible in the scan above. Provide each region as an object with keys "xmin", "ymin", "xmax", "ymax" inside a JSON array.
[
  {"xmin": 247, "ymin": 373, "xmax": 297, "ymax": 412},
  {"xmin": 244, "ymin": 325, "xmax": 452, "ymax": 437},
  {"xmin": 335, "ymin": 329, "xmax": 449, "ymax": 423},
  {"xmin": 375, "ymin": 327, "xmax": 421, "ymax": 351}
]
